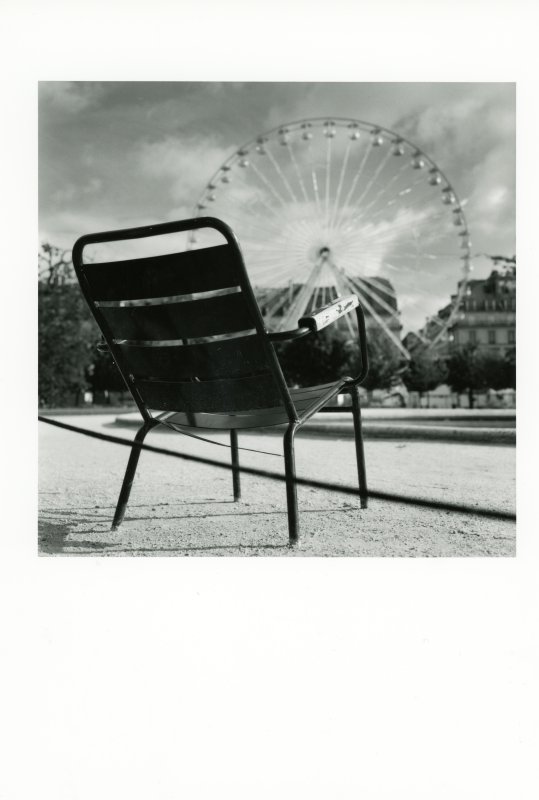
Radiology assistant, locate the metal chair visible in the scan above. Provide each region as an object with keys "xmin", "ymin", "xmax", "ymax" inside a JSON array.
[{"xmin": 72, "ymin": 217, "xmax": 369, "ymax": 546}]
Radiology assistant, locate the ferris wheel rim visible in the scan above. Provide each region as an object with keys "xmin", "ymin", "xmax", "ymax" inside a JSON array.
[
  {"xmin": 192, "ymin": 116, "xmax": 471, "ymax": 354},
  {"xmin": 195, "ymin": 116, "xmax": 468, "ymax": 222}
]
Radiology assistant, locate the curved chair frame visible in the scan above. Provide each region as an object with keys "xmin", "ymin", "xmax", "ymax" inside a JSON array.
[{"xmin": 72, "ymin": 217, "xmax": 369, "ymax": 545}]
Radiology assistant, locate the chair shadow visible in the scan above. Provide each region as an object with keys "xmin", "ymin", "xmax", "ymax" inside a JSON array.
[
  {"xmin": 38, "ymin": 520, "xmax": 118, "ymax": 554},
  {"xmin": 38, "ymin": 503, "xmax": 360, "ymax": 555}
]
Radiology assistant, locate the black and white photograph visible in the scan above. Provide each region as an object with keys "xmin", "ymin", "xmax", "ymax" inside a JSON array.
[
  {"xmin": 2, "ymin": 3, "xmax": 537, "ymax": 800},
  {"xmin": 38, "ymin": 81, "xmax": 516, "ymax": 556}
]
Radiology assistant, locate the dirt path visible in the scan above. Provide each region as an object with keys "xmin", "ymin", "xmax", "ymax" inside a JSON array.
[{"xmin": 38, "ymin": 415, "xmax": 516, "ymax": 557}]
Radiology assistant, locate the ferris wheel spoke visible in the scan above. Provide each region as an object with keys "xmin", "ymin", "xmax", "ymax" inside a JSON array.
[
  {"xmin": 329, "ymin": 138, "xmax": 352, "ymax": 230},
  {"xmin": 349, "ymin": 275, "xmax": 403, "ymax": 321},
  {"xmin": 352, "ymin": 160, "xmax": 411, "ymax": 223},
  {"xmin": 325, "ymin": 135, "xmax": 333, "ymax": 231},
  {"xmin": 245, "ymin": 246, "xmax": 300, "ymax": 268},
  {"xmin": 341, "ymin": 146, "xmax": 394, "ymax": 223},
  {"xmin": 325, "ymin": 259, "xmax": 357, "ymax": 337},
  {"xmin": 358, "ymin": 177, "xmax": 439, "ymax": 227},
  {"xmin": 337, "ymin": 210, "xmax": 448, "ymax": 246},
  {"xmin": 347, "ymin": 278, "xmax": 409, "ymax": 359},
  {"xmin": 250, "ymin": 248, "xmax": 311, "ymax": 280},
  {"xmin": 195, "ymin": 117, "xmax": 469, "ymax": 355},
  {"xmin": 338, "ymin": 255, "xmax": 404, "ymax": 310},
  {"xmin": 222, "ymin": 206, "xmax": 286, "ymax": 239},
  {"xmin": 219, "ymin": 189, "xmax": 288, "ymax": 231},
  {"xmin": 382, "ymin": 252, "xmax": 450, "ymax": 260},
  {"xmin": 262, "ymin": 287, "xmax": 293, "ymax": 317},
  {"xmin": 393, "ymin": 182, "xmax": 461, "ymax": 225},
  {"xmin": 248, "ymin": 160, "xmax": 291, "ymax": 212},
  {"xmin": 332, "ymin": 139, "xmax": 373, "ymax": 231},
  {"xmin": 279, "ymin": 257, "xmax": 326, "ymax": 330},
  {"xmin": 352, "ymin": 272, "xmax": 397, "ymax": 301},
  {"xmin": 249, "ymin": 191, "xmax": 298, "ymax": 228},
  {"xmin": 429, "ymin": 307, "xmax": 459, "ymax": 346},
  {"xmin": 242, "ymin": 253, "xmax": 293, "ymax": 276},
  {"xmin": 287, "ymin": 141, "xmax": 311, "ymax": 204},
  {"xmin": 252, "ymin": 265, "xmax": 297, "ymax": 285},
  {"xmin": 245, "ymin": 251, "xmax": 297, "ymax": 271},
  {"xmin": 264, "ymin": 147, "xmax": 300, "ymax": 204},
  {"xmin": 310, "ymin": 168, "xmax": 323, "ymax": 217}
]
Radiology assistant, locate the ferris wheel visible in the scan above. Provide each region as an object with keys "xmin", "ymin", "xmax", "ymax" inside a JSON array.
[{"xmin": 190, "ymin": 118, "xmax": 471, "ymax": 358}]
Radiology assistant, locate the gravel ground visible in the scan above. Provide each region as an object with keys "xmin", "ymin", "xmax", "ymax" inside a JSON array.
[{"xmin": 38, "ymin": 414, "xmax": 516, "ymax": 557}]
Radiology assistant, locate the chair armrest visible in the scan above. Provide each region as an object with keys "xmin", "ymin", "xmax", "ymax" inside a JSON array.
[
  {"xmin": 343, "ymin": 301, "xmax": 369, "ymax": 387},
  {"xmin": 298, "ymin": 294, "xmax": 359, "ymax": 333},
  {"xmin": 268, "ymin": 326, "xmax": 311, "ymax": 343}
]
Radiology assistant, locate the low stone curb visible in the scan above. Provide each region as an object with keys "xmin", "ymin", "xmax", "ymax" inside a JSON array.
[
  {"xmin": 300, "ymin": 421, "xmax": 515, "ymax": 445},
  {"xmin": 112, "ymin": 414, "xmax": 515, "ymax": 445}
]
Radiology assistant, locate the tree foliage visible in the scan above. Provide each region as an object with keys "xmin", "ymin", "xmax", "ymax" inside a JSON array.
[
  {"xmin": 402, "ymin": 348, "xmax": 448, "ymax": 397},
  {"xmin": 359, "ymin": 334, "xmax": 406, "ymax": 391},
  {"xmin": 446, "ymin": 345, "xmax": 515, "ymax": 407},
  {"xmin": 274, "ymin": 329, "xmax": 352, "ymax": 386},
  {"xmin": 38, "ymin": 243, "xmax": 100, "ymax": 406},
  {"xmin": 274, "ymin": 327, "xmax": 403, "ymax": 391}
]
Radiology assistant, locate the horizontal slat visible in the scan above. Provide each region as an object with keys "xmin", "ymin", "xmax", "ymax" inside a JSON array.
[
  {"xmin": 101, "ymin": 292, "xmax": 254, "ymax": 341},
  {"xmin": 96, "ymin": 286, "xmax": 240, "ymax": 308},
  {"xmin": 159, "ymin": 408, "xmax": 291, "ymax": 430},
  {"xmin": 138, "ymin": 373, "xmax": 283, "ymax": 414},
  {"xmin": 81, "ymin": 244, "xmax": 239, "ymax": 301},
  {"xmin": 117, "ymin": 335, "xmax": 270, "ymax": 382}
]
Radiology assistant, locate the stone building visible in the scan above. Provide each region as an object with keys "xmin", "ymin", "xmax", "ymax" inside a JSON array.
[{"xmin": 448, "ymin": 265, "xmax": 516, "ymax": 355}]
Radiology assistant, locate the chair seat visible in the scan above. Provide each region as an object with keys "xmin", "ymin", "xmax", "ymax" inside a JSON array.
[{"xmin": 155, "ymin": 378, "xmax": 349, "ymax": 430}]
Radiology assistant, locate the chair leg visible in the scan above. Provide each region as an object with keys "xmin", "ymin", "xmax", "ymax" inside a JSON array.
[
  {"xmin": 111, "ymin": 422, "xmax": 152, "ymax": 530},
  {"xmin": 230, "ymin": 429, "xmax": 241, "ymax": 501},
  {"xmin": 284, "ymin": 422, "xmax": 300, "ymax": 546},
  {"xmin": 351, "ymin": 386, "xmax": 368, "ymax": 508}
]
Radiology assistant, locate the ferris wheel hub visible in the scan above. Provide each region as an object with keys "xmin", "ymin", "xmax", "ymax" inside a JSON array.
[{"xmin": 193, "ymin": 116, "xmax": 469, "ymax": 354}]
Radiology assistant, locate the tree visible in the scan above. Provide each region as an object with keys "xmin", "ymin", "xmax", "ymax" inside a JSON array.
[
  {"xmin": 38, "ymin": 243, "xmax": 99, "ymax": 406},
  {"xmin": 38, "ymin": 242, "xmax": 73, "ymax": 287},
  {"xmin": 274, "ymin": 326, "xmax": 405, "ymax": 393},
  {"xmin": 355, "ymin": 333, "xmax": 405, "ymax": 392},
  {"xmin": 503, "ymin": 347, "xmax": 516, "ymax": 390},
  {"xmin": 86, "ymin": 348, "xmax": 129, "ymax": 396},
  {"xmin": 274, "ymin": 329, "xmax": 351, "ymax": 387},
  {"xmin": 447, "ymin": 345, "xmax": 514, "ymax": 408},
  {"xmin": 402, "ymin": 348, "xmax": 448, "ymax": 403}
]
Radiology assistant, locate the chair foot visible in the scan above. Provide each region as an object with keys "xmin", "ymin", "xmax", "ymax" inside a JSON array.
[
  {"xmin": 111, "ymin": 422, "xmax": 153, "ymax": 530},
  {"xmin": 284, "ymin": 423, "xmax": 300, "ymax": 545},
  {"xmin": 351, "ymin": 386, "xmax": 368, "ymax": 507},
  {"xmin": 230, "ymin": 430, "xmax": 241, "ymax": 501},
  {"xmin": 288, "ymin": 538, "xmax": 300, "ymax": 550}
]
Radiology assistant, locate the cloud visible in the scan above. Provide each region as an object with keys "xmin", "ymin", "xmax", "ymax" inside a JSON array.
[
  {"xmin": 390, "ymin": 85, "xmax": 515, "ymax": 256},
  {"xmin": 136, "ymin": 135, "xmax": 232, "ymax": 206},
  {"xmin": 39, "ymin": 82, "xmax": 107, "ymax": 114}
]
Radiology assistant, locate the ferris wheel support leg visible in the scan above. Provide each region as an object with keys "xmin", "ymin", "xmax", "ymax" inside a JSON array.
[
  {"xmin": 284, "ymin": 422, "xmax": 300, "ymax": 546},
  {"xmin": 350, "ymin": 385, "xmax": 368, "ymax": 509}
]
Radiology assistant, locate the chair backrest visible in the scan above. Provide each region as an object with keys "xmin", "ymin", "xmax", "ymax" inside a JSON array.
[{"xmin": 72, "ymin": 217, "xmax": 294, "ymax": 423}]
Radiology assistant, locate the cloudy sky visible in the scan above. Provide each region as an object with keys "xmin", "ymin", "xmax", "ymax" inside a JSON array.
[
  {"xmin": 39, "ymin": 81, "xmax": 515, "ymax": 253},
  {"xmin": 39, "ymin": 81, "xmax": 515, "ymax": 333}
]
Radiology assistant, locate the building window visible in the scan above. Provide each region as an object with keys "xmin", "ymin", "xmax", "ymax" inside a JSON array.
[
  {"xmin": 469, "ymin": 330, "xmax": 477, "ymax": 344},
  {"xmin": 508, "ymin": 329, "xmax": 515, "ymax": 344},
  {"xmin": 488, "ymin": 330, "xmax": 496, "ymax": 345}
]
